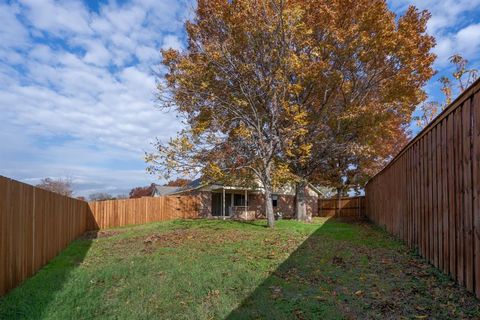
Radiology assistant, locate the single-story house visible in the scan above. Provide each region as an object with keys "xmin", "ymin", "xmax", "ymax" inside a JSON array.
[{"xmin": 152, "ymin": 179, "xmax": 322, "ymax": 219}]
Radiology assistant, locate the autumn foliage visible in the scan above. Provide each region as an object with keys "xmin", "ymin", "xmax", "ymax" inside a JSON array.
[
  {"xmin": 147, "ymin": 0, "xmax": 436, "ymax": 226},
  {"xmin": 163, "ymin": 178, "xmax": 192, "ymax": 187},
  {"xmin": 129, "ymin": 183, "xmax": 156, "ymax": 199}
]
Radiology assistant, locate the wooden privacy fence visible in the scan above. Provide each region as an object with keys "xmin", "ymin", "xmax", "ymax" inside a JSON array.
[
  {"xmin": 0, "ymin": 176, "xmax": 202, "ymax": 296},
  {"xmin": 365, "ymin": 78, "xmax": 480, "ymax": 298},
  {"xmin": 0, "ymin": 176, "xmax": 88, "ymax": 296},
  {"xmin": 318, "ymin": 196, "xmax": 365, "ymax": 218},
  {"xmin": 87, "ymin": 196, "xmax": 200, "ymax": 230}
]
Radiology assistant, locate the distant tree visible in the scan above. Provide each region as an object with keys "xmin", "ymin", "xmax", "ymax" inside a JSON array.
[
  {"xmin": 163, "ymin": 178, "xmax": 192, "ymax": 187},
  {"xmin": 89, "ymin": 192, "xmax": 114, "ymax": 201},
  {"xmin": 36, "ymin": 177, "xmax": 73, "ymax": 197},
  {"xmin": 129, "ymin": 183, "xmax": 156, "ymax": 199},
  {"xmin": 116, "ymin": 194, "xmax": 128, "ymax": 199},
  {"xmin": 415, "ymin": 54, "xmax": 478, "ymax": 129},
  {"xmin": 77, "ymin": 196, "xmax": 86, "ymax": 201}
]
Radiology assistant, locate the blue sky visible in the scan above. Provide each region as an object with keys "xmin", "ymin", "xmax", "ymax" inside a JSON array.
[{"xmin": 0, "ymin": 0, "xmax": 479, "ymax": 197}]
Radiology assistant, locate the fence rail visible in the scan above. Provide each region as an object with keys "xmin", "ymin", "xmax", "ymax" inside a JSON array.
[
  {"xmin": 0, "ymin": 176, "xmax": 88, "ymax": 296},
  {"xmin": 318, "ymin": 196, "xmax": 365, "ymax": 218},
  {"xmin": 87, "ymin": 196, "xmax": 200, "ymax": 230},
  {"xmin": 365, "ymin": 78, "xmax": 480, "ymax": 298}
]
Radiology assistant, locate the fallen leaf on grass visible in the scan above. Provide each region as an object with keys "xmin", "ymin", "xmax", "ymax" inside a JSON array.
[
  {"xmin": 269, "ymin": 286, "xmax": 283, "ymax": 299},
  {"xmin": 293, "ymin": 309, "xmax": 305, "ymax": 320}
]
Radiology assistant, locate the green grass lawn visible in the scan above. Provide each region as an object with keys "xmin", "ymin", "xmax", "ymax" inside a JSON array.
[{"xmin": 1, "ymin": 218, "xmax": 479, "ymax": 320}]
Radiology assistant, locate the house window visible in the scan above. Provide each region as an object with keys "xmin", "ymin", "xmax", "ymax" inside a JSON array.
[
  {"xmin": 234, "ymin": 194, "xmax": 246, "ymax": 206},
  {"xmin": 272, "ymin": 195, "xmax": 278, "ymax": 207}
]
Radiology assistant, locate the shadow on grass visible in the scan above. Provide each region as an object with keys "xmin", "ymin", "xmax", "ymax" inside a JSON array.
[
  {"xmin": 225, "ymin": 217, "xmax": 480, "ymax": 320},
  {"xmin": 0, "ymin": 232, "xmax": 96, "ymax": 320},
  {"xmin": 225, "ymin": 217, "xmax": 346, "ymax": 319}
]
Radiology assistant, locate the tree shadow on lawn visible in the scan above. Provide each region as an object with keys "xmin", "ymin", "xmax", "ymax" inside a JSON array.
[
  {"xmin": 0, "ymin": 231, "xmax": 98, "ymax": 320},
  {"xmin": 227, "ymin": 218, "xmax": 480, "ymax": 320}
]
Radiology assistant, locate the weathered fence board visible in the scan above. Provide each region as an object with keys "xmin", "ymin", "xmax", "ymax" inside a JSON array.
[
  {"xmin": 365, "ymin": 78, "xmax": 480, "ymax": 298},
  {"xmin": 87, "ymin": 196, "xmax": 201, "ymax": 230},
  {"xmin": 0, "ymin": 176, "xmax": 88, "ymax": 296}
]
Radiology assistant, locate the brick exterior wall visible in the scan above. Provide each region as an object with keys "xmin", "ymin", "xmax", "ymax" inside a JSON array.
[
  {"xmin": 182, "ymin": 190, "xmax": 212, "ymax": 218},
  {"xmin": 185, "ymin": 188, "xmax": 318, "ymax": 219},
  {"xmin": 240, "ymin": 193, "xmax": 318, "ymax": 218}
]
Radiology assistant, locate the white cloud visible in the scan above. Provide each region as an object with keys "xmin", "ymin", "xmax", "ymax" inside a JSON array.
[
  {"xmin": 0, "ymin": 3, "xmax": 29, "ymax": 49},
  {"xmin": 432, "ymin": 23, "xmax": 480, "ymax": 65},
  {"xmin": 19, "ymin": 0, "xmax": 92, "ymax": 35},
  {"xmin": 389, "ymin": 0, "xmax": 480, "ymax": 66},
  {"xmin": 162, "ymin": 34, "xmax": 184, "ymax": 51},
  {"xmin": 0, "ymin": 0, "xmax": 192, "ymax": 195},
  {"xmin": 80, "ymin": 39, "xmax": 111, "ymax": 66}
]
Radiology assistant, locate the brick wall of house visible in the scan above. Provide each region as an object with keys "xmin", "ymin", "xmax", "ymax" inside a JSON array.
[
  {"xmin": 182, "ymin": 190, "xmax": 212, "ymax": 218},
  {"xmin": 247, "ymin": 193, "xmax": 318, "ymax": 218},
  {"xmin": 184, "ymin": 188, "xmax": 318, "ymax": 219}
]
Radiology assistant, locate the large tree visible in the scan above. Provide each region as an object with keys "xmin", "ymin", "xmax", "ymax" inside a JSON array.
[
  {"xmin": 147, "ymin": 0, "xmax": 435, "ymax": 226},
  {"xmin": 281, "ymin": 0, "xmax": 435, "ymax": 220},
  {"xmin": 147, "ymin": 0, "xmax": 309, "ymax": 227}
]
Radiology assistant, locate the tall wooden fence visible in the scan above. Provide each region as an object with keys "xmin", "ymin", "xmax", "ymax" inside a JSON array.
[
  {"xmin": 0, "ymin": 176, "xmax": 88, "ymax": 296},
  {"xmin": 318, "ymin": 196, "xmax": 365, "ymax": 218},
  {"xmin": 87, "ymin": 196, "xmax": 200, "ymax": 230},
  {"xmin": 0, "ymin": 176, "xmax": 202, "ymax": 296},
  {"xmin": 365, "ymin": 79, "xmax": 480, "ymax": 298}
]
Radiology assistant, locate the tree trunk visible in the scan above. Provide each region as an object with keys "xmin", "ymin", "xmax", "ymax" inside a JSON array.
[
  {"xmin": 295, "ymin": 181, "xmax": 310, "ymax": 222},
  {"xmin": 336, "ymin": 187, "xmax": 342, "ymax": 217},
  {"xmin": 264, "ymin": 185, "xmax": 275, "ymax": 228}
]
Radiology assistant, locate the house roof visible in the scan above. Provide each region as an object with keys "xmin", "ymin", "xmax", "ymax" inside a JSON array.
[{"xmin": 153, "ymin": 185, "xmax": 182, "ymax": 196}]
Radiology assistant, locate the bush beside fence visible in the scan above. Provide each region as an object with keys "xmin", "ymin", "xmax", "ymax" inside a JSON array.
[{"xmin": 366, "ymin": 78, "xmax": 480, "ymax": 298}]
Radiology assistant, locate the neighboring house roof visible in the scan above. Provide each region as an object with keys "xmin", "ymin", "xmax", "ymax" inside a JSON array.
[{"xmin": 152, "ymin": 185, "xmax": 182, "ymax": 196}]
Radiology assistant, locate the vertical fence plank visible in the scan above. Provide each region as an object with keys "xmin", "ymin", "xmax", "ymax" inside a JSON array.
[
  {"xmin": 447, "ymin": 113, "xmax": 457, "ymax": 277},
  {"xmin": 455, "ymin": 108, "xmax": 465, "ymax": 285},
  {"xmin": 441, "ymin": 120, "xmax": 449, "ymax": 275},
  {"xmin": 472, "ymin": 91, "xmax": 480, "ymax": 298},
  {"xmin": 462, "ymin": 99, "xmax": 474, "ymax": 291},
  {"xmin": 436, "ymin": 124, "xmax": 443, "ymax": 271},
  {"xmin": 432, "ymin": 128, "xmax": 439, "ymax": 268},
  {"xmin": 422, "ymin": 132, "xmax": 427, "ymax": 257}
]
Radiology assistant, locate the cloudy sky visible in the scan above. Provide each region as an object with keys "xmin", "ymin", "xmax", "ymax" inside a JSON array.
[{"xmin": 1, "ymin": 0, "xmax": 479, "ymax": 197}]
